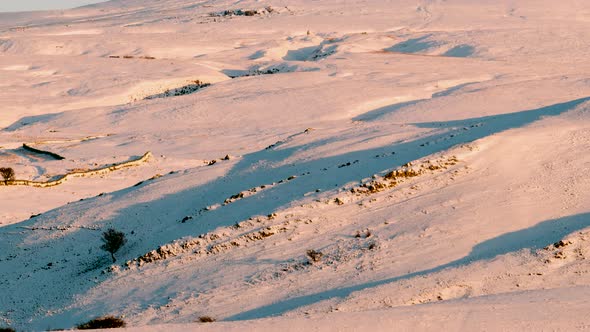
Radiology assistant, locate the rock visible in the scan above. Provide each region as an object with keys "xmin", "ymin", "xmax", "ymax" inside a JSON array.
[
  {"xmin": 554, "ymin": 240, "xmax": 572, "ymax": 248},
  {"xmin": 306, "ymin": 249, "xmax": 323, "ymax": 263}
]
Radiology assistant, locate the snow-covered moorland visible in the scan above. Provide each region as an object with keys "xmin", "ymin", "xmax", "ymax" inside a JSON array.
[{"xmin": 2, "ymin": 0, "xmax": 590, "ymax": 330}]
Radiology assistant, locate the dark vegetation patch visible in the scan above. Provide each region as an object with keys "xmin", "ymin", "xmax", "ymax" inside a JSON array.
[
  {"xmin": 223, "ymin": 63, "xmax": 318, "ymax": 79},
  {"xmin": 306, "ymin": 249, "xmax": 323, "ymax": 263},
  {"xmin": 76, "ymin": 316, "xmax": 126, "ymax": 329},
  {"xmin": 227, "ymin": 67, "xmax": 282, "ymax": 78},
  {"xmin": 144, "ymin": 80, "xmax": 210, "ymax": 99},
  {"xmin": 101, "ymin": 229, "xmax": 127, "ymax": 263},
  {"xmin": 197, "ymin": 316, "xmax": 216, "ymax": 323},
  {"xmin": 109, "ymin": 55, "xmax": 156, "ymax": 60},
  {"xmin": 0, "ymin": 167, "xmax": 15, "ymax": 184},
  {"xmin": 211, "ymin": 6, "xmax": 274, "ymax": 17}
]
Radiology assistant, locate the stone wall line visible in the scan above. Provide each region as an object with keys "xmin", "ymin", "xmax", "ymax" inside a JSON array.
[{"xmin": 0, "ymin": 152, "xmax": 152, "ymax": 188}]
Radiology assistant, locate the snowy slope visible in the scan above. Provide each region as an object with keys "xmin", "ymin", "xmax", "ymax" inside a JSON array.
[{"xmin": 2, "ymin": 0, "xmax": 590, "ymax": 330}]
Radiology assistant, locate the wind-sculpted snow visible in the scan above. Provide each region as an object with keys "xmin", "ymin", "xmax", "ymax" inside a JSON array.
[{"xmin": 2, "ymin": 0, "xmax": 590, "ymax": 330}]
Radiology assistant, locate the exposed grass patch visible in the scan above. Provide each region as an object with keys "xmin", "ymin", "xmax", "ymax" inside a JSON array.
[
  {"xmin": 76, "ymin": 316, "xmax": 126, "ymax": 329},
  {"xmin": 211, "ymin": 7, "xmax": 273, "ymax": 17},
  {"xmin": 144, "ymin": 80, "xmax": 210, "ymax": 100},
  {"xmin": 198, "ymin": 316, "xmax": 216, "ymax": 323}
]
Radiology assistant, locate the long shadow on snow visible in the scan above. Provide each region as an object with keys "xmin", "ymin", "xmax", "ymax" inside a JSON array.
[
  {"xmin": 111, "ymin": 97, "xmax": 590, "ymax": 257},
  {"xmin": 384, "ymin": 35, "xmax": 438, "ymax": 53},
  {"xmin": 1, "ymin": 97, "xmax": 588, "ymax": 328},
  {"xmin": 352, "ymin": 81, "xmax": 480, "ymax": 122},
  {"xmin": 2, "ymin": 112, "xmax": 62, "ymax": 132},
  {"xmin": 3, "ymin": 97, "xmax": 588, "ymax": 260},
  {"xmin": 2, "ymin": 98, "xmax": 588, "ymax": 264},
  {"xmin": 227, "ymin": 212, "xmax": 590, "ymax": 320}
]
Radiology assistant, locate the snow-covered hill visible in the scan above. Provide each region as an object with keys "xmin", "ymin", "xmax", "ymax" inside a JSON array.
[{"xmin": 2, "ymin": 0, "xmax": 590, "ymax": 330}]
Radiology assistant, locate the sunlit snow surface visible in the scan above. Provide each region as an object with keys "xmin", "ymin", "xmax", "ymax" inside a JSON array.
[
  {"xmin": 0, "ymin": 0, "xmax": 107, "ymax": 13},
  {"xmin": 2, "ymin": 0, "xmax": 590, "ymax": 330}
]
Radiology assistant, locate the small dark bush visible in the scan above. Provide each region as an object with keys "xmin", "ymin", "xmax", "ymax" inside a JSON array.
[
  {"xmin": 77, "ymin": 316, "xmax": 126, "ymax": 329},
  {"xmin": 0, "ymin": 167, "xmax": 15, "ymax": 183},
  {"xmin": 306, "ymin": 249, "xmax": 323, "ymax": 263},
  {"xmin": 101, "ymin": 229, "xmax": 127, "ymax": 262},
  {"xmin": 0, "ymin": 327, "xmax": 16, "ymax": 332},
  {"xmin": 198, "ymin": 316, "xmax": 216, "ymax": 323}
]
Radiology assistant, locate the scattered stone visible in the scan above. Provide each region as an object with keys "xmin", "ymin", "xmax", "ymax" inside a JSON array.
[
  {"xmin": 554, "ymin": 240, "xmax": 572, "ymax": 248},
  {"xmin": 384, "ymin": 168, "xmax": 421, "ymax": 180}
]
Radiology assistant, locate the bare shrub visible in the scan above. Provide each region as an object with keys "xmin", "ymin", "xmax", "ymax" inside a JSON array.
[
  {"xmin": 306, "ymin": 249, "xmax": 323, "ymax": 263},
  {"xmin": 0, "ymin": 167, "xmax": 15, "ymax": 183},
  {"xmin": 76, "ymin": 316, "xmax": 126, "ymax": 329},
  {"xmin": 101, "ymin": 229, "xmax": 127, "ymax": 262},
  {"xmin": 198, "ymin": 316, "xmax": 216, "ymax": 323}
]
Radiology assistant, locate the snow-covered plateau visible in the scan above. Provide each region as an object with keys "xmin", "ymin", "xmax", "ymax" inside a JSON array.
[{"xmin": 2, "ymin": 0, "xmax": 590, "ymax": 330}]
